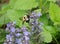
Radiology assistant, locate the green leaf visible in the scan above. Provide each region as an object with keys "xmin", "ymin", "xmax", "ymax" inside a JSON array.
[
  {"xmin": 47, "ymin": 0, "xmax": 56, "ymax": 2},
  {"xmin": 34, "ymin": 9, "xmax": 41, "ymax": 12},
  {"xmin": 0, "ymin": 15, "xmax": 10, "ymax": 26},
  {"xmin": 0, "ymin": 29, "xmax": 6, "ymax": 42},
  {"xmin": 41, "ymin": 31, "xmax": 52, "ymax": 43},
  {"xmin": 9, "ymin": 0, "xmax": 17, "ymax": 8},
  {"xmin": 36, "ymin": 0, "xmax": 42, "ymax": 9},
  {"xmin": 0, "ymin": 4, "xmax": 10, "ymax": 14},
  {"xmin": 6, "ymin": 9, "xmax": 26, "ymax": 27},
  {"xmin": 14, "ymin": 0, "xmax": 38, "ymax": 10},
  {"xmin": 39, "ymin": 14, "xmax": 48, "ymax": 25},
  {"xmin": 42, "ymin": 1, "xmax": 50, "ymax": 13},
  {"xmin": 39, "ymin": 0, "xmax": 42, "ymax": 9},
  {"xmin": 44, "ymin": 26, "xmax": 57, "ymax": 35},
  {"xmin": 49, "ymin": 2, "xmax": 60, "ymax": 25}
]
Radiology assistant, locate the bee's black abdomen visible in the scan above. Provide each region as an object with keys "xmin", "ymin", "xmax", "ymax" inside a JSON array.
[
  {"xmin": 26, "ymin": 15, "xmax": 30, "ymax": 23},
  {"xmin": 27, "ymin": 15, "xmax": 30, "ymax": 18},
  {"xmin": 26, "ymin": 20, "xmax": 30, "ymax": 23}
]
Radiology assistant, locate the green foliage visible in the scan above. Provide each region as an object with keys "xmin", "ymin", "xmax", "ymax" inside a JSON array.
[
  {"xmin": 0, "ymin": 15, "xmax": 10, "ymax": 26},
  {"xmin": 40, "ymin": 25, "xmax": 57, "ymax": 43},
  {"xmin": 0, "ymin": 29, "xmax": 6, "ymax": 43},
  {"xmin": 49, "ymin": 2, "xmax": 60, "ymax": 25},
  {"xmin": 47, "ymin": 0, "xmax": 56, "ymax": 2},
  {"xmin": 6, "ymin": 9, "xmax": 26, "ymax": 27},
  {"xmin": 39, "ymin": 14, "xmax": 48, "ymax": 25},
  {"xmin": 0, "ymin": 4, "xmax": 10, "ymax": 14},
  {"xmin": 9, "ymin": 0, "xmax": 38, "ymax": 10},
  {"xmin": 0, "ymin": 0, "xmax": 60, "ymax": 44},
  {"xmin": 45, "ymin": 26, "xmax": 57, "ymax": 35},
  {"xmin": 9, "ymin": 0, "xmax": 17, "ymax": 8},
  {"xmin": 41, "ymin": 31, "xmax": 52, "ymax": 43}
]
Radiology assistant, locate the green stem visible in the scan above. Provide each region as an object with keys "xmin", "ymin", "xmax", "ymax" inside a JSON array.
[
  {"xmin": 42, "ymin": 0, "xmax": 48, "ymax": 7},
  {"xmin": 39, "ymin": 0, "xmax": 42, "ymax": 9},
  {"xmin": 52, "ymin": 35, "xmax": 59, "ymax": 44}
]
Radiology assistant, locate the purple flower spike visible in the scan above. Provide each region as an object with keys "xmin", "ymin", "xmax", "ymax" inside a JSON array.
[
  {"xmin": 37, "ymin": 12, "xmax": 42, "ymax": 17},
  {"xmin": 23, "ymin": 31, "xmax": 29, "ymax": 36},
  {"xmin": 25, "ymin": 36, "xmax": 29, "ymax": 41},
  {"xmin": 15, "ymin": 33, "xmax": 22, "ymax": 37},
  {"xmin": 10, "ymin": 27, "xmax": 15, "ymax": 33},
  {"xmin": 7, "ymin": 22, "xmax": 12, "ymax": 28}
]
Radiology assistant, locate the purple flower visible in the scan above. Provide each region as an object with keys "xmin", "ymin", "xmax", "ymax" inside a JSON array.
[
  {"xmin": 6, "ymin": 22, "xmax": 12, "ymax": 28},
  {"xmin": 23, "ymin": 31, "xmax": 29, "ymax": 36},
  {"xmin": 10, "ymin": 27, "xmax": 15, "ymax": 33},
  {"xmin": 9, "ymin": 36, "xmax": 14, "ymax": 42},
  {"xmin": 6, "ymin": 28, "xmax": 10, "ymax": 32},
  {"xmin": 24, "ymin": 36, "xmax": 29, "ymax": 41},
  {"xmin": 8, "ymin": 42, "xmax": 13, "ymax": 44},
  {"xmin": 18, "ymin": 38, "xmax": 22, "ymax": 44},
  {"xmin": 6, "ymin": 34, "xmax": 14, "ymax": 42},
  {"xmin": 6, "ymin": 34, "xmax": 10, "ymax": 42},
  {"xmin": 15, "ymin": 38, "xmax": 19, "ymax": 43},
  {"xmin": 15, "ymin": 38, "xmax": 22, "ymax": 44},
  {"xmin": 12, "ymin": 21, "xmax": 16, "ymax": 26},
  {"xmin": 15, "ymin": 33, "xmax": 22, "ymax": 37},
  {"xmin": 15, "ymin": 28, "xmax": 21, "ymax": 33},
  {"xmin": 21, "ymin": 26, "xmax": 27, "ymax": 31},
  {"xmin": 37, "ymin": 12, "xmax": 42, "ymax": 17},
  {"xmin": 32, "ymin": 11, "xmax": 36, "ymax": 15},
  {"xmin": 32, "ymin": 26, "xmax": 35, "ymax": 31},
  {"xmin": 3, "ymin": 42, "xmax": 7, "ymax": 44}
]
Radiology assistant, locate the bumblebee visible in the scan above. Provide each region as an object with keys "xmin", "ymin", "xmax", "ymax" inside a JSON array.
[{"xmin": 22, "ymin": 15, "xmax": 30, "ymax": 24}]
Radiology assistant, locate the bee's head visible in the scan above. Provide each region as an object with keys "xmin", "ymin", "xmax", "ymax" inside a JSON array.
[{"xmin": 22, "ymin": 15, "xmax": 30, "ymax": 24}]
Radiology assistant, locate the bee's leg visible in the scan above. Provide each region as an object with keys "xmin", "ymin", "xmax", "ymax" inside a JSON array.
[{"xmin": 26, "ymin": 20, "xmax": 30, "ymax": 23}]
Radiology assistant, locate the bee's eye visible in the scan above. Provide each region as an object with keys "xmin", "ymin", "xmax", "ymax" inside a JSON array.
[{"xmin": 24, "ymin": 17, "xmax": 25, "ymax": 19}]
